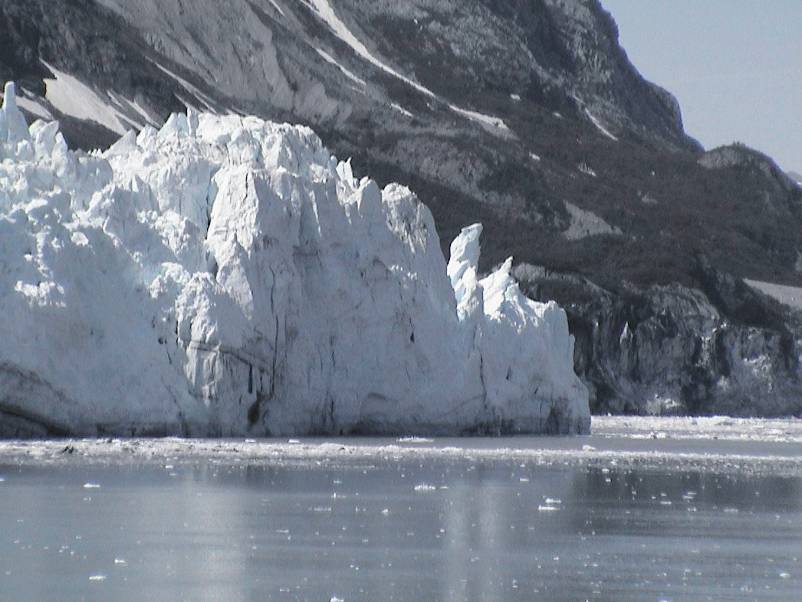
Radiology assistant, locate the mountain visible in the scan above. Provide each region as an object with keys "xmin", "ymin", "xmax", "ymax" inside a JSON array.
[{"xmin": 2, "ymin": 0, "xmax": 800, "ymax": 416}]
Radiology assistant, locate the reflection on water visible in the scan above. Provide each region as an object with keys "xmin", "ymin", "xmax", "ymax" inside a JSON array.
[{"xmin": 1, "ymin": 457, "xmax": 801, "ymax": 601}]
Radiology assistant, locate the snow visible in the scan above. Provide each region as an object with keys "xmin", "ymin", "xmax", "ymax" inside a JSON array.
[
  {"xmin": 106, "ymin": 92, "xmax": 162, "ymax": 129},
  {"xmin": 104, "ymin": 93, "xmax": 145, "ymax": 129},
  {"xmin": 151, "ymin": 61, "xmax": 217, "ymax": 112},
  {"xmin": 448, "ymin": 105, "xmax": 510, "ymax": 132},
  {"xmin": 41, "ymin": 62, "xmax": 128, "ymax": 135},
  {"xmin": 584, "ymin": 109, "xmax": 618, "ymax": 141},
  {"xmin": 306, "ymin": 0, "xmax": 508, "ymax": 133},
  {"xmin": 15, "ymin": 93, "xmax": 52, "ymax": 121},
  {"xmin": 390, "ymin": 103, "xmax": 413, "ymax": 118},
  {"xmin": 307, "ymin": 0, "xmax": 435, "ymax": 99},
  {"xmin": 0, "ymin": 84, "xmax": 588, "ymax": 437},
  {"xmin": 563, "ymin": 202, "xmax": 621, "ymax": 240},
  {"xmin": 268, "ymin": 0, "xmax": 286, "ymax": 17},
  {"xmin": 130, "ymin": 100, "xmax": 159, "ymax": 127},
  {"xmin": 744, "ymin": 279, "xmax": 802, "ymax": 311},
  {"xmin": 316, "ymin": 49, "xmax": 366, "ymax": 87}
]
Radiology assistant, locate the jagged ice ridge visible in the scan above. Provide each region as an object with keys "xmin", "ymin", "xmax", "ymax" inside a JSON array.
[{"xmin": 0, "ymin": 82, "xmax": 590, "ymax": 437}]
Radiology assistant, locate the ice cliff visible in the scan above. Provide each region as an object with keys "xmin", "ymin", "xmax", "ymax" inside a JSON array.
[{"xmin": 0, "ymin": 82, "xmax": 589, "ymax": 437}]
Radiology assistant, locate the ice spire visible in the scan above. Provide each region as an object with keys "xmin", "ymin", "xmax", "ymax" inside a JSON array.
[
  {"xmin": 187, "ymin": 106, "xmax": 199, "ymax": 135},
  {"xmin": 2, "ymin": 81, "xmax": 30, "ymax": 142}
]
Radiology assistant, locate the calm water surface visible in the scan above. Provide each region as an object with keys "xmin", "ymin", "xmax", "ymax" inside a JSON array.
[{"xmin": 1, "ymin": 440, "xmax": 801, "ymax": 601}]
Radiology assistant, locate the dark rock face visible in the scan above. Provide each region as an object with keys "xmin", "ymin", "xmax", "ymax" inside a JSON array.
[
  {"xmin": 515, "ymin": 265, "xmax": 801, "ymax": 416},
  {"xmin": 2, "ymin": 0, "xmax": 801, "ymax": 416}
]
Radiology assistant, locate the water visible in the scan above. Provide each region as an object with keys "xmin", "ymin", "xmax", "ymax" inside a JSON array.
[{"xmin": 1, "ymin": 427, "xmax": 802, "ymax": 600}]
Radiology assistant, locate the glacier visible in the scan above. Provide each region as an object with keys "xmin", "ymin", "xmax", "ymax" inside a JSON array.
[{"xmin": 0, "ymin": 81, "xmax": 589, "ymax": 437}]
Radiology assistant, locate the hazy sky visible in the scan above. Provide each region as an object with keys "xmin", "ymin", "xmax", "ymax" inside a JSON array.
[{"xmin": 601, "ymin": 0, "xmax": 801, "ymax": 173}]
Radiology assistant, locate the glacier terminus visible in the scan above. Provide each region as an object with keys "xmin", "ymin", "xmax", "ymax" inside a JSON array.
[{"xmin": 0, "ymin": 83, "xmax": 589, "ymax": 437}]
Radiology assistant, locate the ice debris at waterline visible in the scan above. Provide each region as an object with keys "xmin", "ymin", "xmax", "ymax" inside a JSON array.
[{"xmin": 0, "ymin": 82, "xmax": 589, "ymax": 437}]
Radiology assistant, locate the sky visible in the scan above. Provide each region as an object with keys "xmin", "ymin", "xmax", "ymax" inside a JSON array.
[{"xmin": 601, "ymin": 0, "xmax": 801, "ymax": 174}]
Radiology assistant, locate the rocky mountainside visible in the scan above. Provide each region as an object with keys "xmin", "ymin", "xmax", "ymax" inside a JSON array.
[{"xmin": 2, "ymin": 0, "xmax": 800, "ymax": 416}]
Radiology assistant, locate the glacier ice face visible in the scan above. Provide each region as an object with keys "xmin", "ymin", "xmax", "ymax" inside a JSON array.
[{"xmin": 0, "ymin": 85, "xmax": 590, "ymax": 437}]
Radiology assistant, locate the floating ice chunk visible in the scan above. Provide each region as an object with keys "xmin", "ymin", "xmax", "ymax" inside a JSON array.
[{"xmin": 414, "ymin": 484, "xmax": 437, "ymax": 492}]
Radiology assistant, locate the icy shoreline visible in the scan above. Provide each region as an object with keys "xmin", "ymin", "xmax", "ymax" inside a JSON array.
[{"xmin": 1, "ymin": 417, "xmax": 801, "ymax": 476}]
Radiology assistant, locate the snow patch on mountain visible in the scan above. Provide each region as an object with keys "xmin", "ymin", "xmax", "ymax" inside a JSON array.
[
  {"xmin": 316, "ymin": 49, "xmax": 366, "ymax": 87},
  {"xmin": 307, "ymin": 0, "xmax": 433, "ymax": 97},
  {"xmin": 267, "ymin": 0, "xmax": 286, "ymax": 17},
  {"xmin": 744, "ymin": 280, "xmax": 802, "ymax": 312},
  {"xmin": 306, "ymin": 0, "xmax": 508, "ymax": 134},
  {"xmin": 448, "ymin": 105, "xmax": 510, "ymax": 133},
  {"xmin": 390, "ymin": 103, "xmax": 414, "ymax": 118},
  {"xmin": 0, "ymin": 82, "xmax": 589, "ymax": 437},
  {"xmin": 585, "ymin": 109, "xmax": 618, "ymax": 141},
  {"xmin": 41, "ymin": 62, "xmax": 131, "ymax": 135},
  {"xmin": 563, "ymin": 202, "xmax": 621, "ymax": 240},
  {"xmin": 151, "ymin": 61, "xmax": 217, "ymax": 112},
  {"xmin": 15, "ymin": 92, "xmax": 52, "ymax": 121}
]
